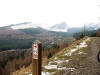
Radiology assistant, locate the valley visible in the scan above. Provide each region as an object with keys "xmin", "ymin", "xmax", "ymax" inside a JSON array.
[{"xmin": 0, "ymin": 22, "xmax": 100, "ymax": 75}]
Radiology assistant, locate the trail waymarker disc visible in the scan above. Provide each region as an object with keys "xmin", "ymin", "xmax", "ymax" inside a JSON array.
[{"xmin": 33, "ymin": 42, "xmax": 38, "ymax": 59}]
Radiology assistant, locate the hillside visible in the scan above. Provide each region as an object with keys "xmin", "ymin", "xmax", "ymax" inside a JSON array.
[
  {"xmin": 12, "ymin": 36, "xmax": 94, "ymax": 75},
  {"xmin": 0, "ymin": 25, "xmax": 70, "ymax": 51},
  {"xmin": 42, "ymin": 36, "xmax": 91, "ymax": 75}
]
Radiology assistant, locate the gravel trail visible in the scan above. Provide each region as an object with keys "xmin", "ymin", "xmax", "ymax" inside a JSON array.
[{"xmin": 64, "ymin": 37, "xmax": 100, "ymax": 75}]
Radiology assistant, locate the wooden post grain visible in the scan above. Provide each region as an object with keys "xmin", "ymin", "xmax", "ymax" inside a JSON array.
[{"xmin": 32, "ymin": 40, "xmax": 42, "ymax": 75}]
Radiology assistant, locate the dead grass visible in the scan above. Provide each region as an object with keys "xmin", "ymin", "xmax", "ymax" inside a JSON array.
[{"xmin": 12, "ymin": 36, "xmax": 91, "ymax": 75}]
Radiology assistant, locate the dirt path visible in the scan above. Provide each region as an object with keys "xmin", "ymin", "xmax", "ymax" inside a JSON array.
[
  {"xmin": 76, "ymin": 37, "xmax": 100, "ymax": 75},
  {"xmin": 64, "ymin": 37, "xmax": 100, "ymax": 75}
]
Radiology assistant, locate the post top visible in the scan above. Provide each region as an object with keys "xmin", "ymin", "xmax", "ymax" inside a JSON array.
[{"xmin": 34, "ymin": 40, "xmax": 41, "ymax": 44}]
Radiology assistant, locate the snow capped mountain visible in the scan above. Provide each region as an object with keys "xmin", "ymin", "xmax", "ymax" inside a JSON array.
[
  {"xmin": 85, "ymin": 23, "xmax": 100, "ymax": 31},
  {"xmin": 0, "ymin": 22, "xmax": 69, "ymax": 32},
  {"xmin": 10, "ymin": 22, "xmax": 38, "ymax": 29},
  {"xmin": 46, "ymin": 22, "xmax": 68, "ymax": 32},
  {"xmin": 2, "ymin": 21, "xmax": 100, "ymax": 33}
]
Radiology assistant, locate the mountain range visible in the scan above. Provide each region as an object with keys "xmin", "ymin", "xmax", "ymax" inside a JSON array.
[
  {"xmin": 0, "ymin": 22, "xmax": 100, "ymax": 40},
  {"xmin": 1, "ymin": 22, "xmax": 100, "ymax": 32},
  {"xmin": 0, "ymin": 22, "xmax": 70, "ymax": 40}
]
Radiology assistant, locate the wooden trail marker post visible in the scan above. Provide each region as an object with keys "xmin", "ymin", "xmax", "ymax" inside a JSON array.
[{"xmin": 32, "ymin": 40, "xmax": 42, "ymax": 75}]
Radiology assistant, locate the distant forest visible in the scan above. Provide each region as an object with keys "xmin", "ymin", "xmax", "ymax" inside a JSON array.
[
  {"xmin": 0, "ymin": 39, "xmax": 35, "ymax": 51},
  {"xmin": 73, "ymin": 29, "xmax": 100, "ymax": 40}
]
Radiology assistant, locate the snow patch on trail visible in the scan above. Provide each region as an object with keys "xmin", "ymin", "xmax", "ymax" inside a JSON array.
[
  {"xmin": 42, "ymin": 72, "xmax": 56, "ymax": 75},
  {"xmin": 44, "ymin": 65, "xmax": 57, "ymax": 69},
  {"xmin": 28, "ymin": 72, "xmax": 55, "ymax": 75},
  {"xmin": 54, "ymin": 60, "xmax": 69, "ymax": 64},
  {"xmin": 65, "ymin": 48, "xmax": 78, "ymax": 56}
]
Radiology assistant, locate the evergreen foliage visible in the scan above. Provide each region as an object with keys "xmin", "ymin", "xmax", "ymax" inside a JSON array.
[{"xmin": 48, "ymin": 53, "xmax": 52, "ymax": 59}]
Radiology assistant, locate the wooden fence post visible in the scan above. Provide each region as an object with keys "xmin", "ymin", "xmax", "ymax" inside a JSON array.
[{"xmin": 32, "ymin": 40, "xmax": 42, "ymax": 75}]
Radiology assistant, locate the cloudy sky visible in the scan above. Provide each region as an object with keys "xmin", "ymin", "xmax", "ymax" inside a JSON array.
[{"xmin": 0, "ymin": 0, "xmax": 100, "ymax": 27}]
